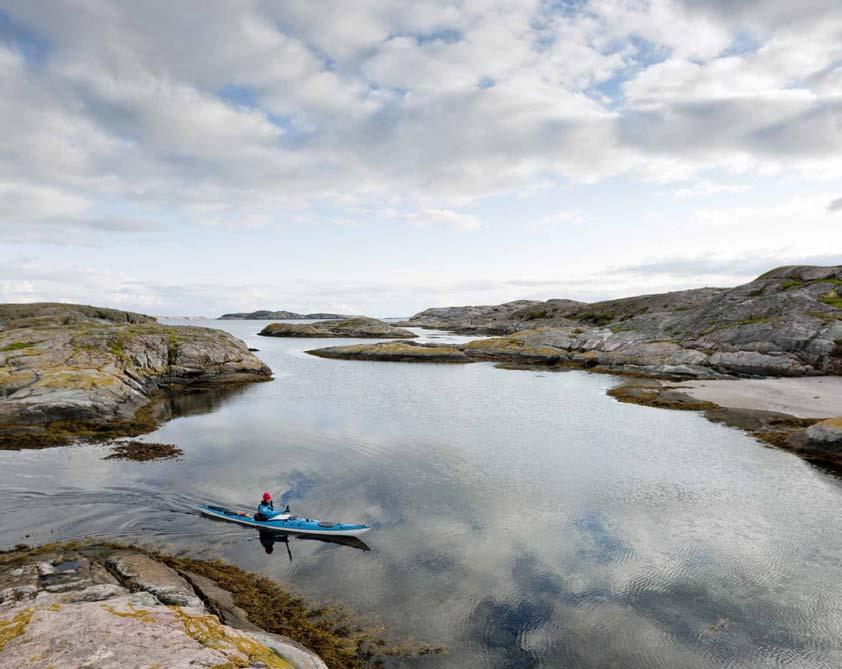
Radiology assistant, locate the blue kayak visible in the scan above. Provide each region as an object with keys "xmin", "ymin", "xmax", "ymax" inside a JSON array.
[{"xmin": 198, "ymin": 504, "xmax": 370, "ymax": 537}]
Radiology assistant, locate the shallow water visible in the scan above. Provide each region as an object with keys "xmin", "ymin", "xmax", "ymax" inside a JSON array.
[{"xmin": 2, "ymin": 319, "xmax": 842, "ymax": 668}]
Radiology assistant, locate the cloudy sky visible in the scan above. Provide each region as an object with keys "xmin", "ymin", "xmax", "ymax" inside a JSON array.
[{"xmin": 1, "ymin": 1, "xmax": 841, "ymax": 317}]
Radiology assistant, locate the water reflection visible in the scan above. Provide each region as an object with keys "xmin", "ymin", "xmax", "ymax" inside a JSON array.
[
  {"xmin": 258, "ymin": 531, "xmax": 371, "ymax": 558},
  {"xmin": 164, "ymin": 383, "xmax": 254, "ymax": 420},
  {"xmin": 2, "ymin": 319, "xmax": 842, "ymax": 668}
]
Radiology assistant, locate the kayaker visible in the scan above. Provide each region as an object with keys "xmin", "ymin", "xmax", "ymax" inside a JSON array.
[{"xmin": 256, "ymin": 491, "xmax": 278, "ymax": 521}]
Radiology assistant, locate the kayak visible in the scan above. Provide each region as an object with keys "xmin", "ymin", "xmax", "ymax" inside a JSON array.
[{"xmin": 198, "ymin": 503, "xmax": 371, "ymax": 537}]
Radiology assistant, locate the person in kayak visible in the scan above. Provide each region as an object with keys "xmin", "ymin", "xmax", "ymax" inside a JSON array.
[
  {"xmin": 255, "ymin": 492, "xmax": 291, "ymax": 521},
  {"xmin": 256, "ymin": 492, "xmax": 278, "ymax": 521}
]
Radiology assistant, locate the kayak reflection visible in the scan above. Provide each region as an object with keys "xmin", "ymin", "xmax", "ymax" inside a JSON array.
[{"xmin": 258, "ymin": 530, "xmax": 370, "ymax": 560}]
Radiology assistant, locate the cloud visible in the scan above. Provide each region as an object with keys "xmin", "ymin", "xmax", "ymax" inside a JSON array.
[
  {"xmin": 0, "ymin": 0, "xmax": 839, "ymax": 335},
  {"xmin": 535, "ymin": 210, "xmax": 588, "ymax": 227},
  {"xmin": 0, "ymin": 0, "xmax": 837, "ymax": 234},
  {"xmin": 611, "ymin": 253, "xmax": 842, "ymax": 280},
  {"xmin": 672, "ymin": 180, "xmax": 749, "ymax": 198},
  {"xmin": 404, "ymin": 208, "xmax": 482, "ymax": 231}
]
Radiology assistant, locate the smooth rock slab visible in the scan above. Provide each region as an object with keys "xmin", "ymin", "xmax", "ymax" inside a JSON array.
[
  {"xmin": 0, "ymin": 596, "xmax": 301, "ymax": 668},
  {"xmin": 108, "ymin": 554, "xmax": 204, "ymax": 607}
]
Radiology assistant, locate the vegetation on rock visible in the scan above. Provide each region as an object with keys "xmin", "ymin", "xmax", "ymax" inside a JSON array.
[
  {"xmin": 396, "ymin": 266, "xmax": 842, "ymax": 378},
  {"xmin": 0, "ymin": 542, "xmax": 443, "ymax": 669},
  {"xmin": 0, "ymin": 303, "xmax": 271, "ymax": 450},
  {"xmin": 103, "ymin": 440, "xmax": 183, "ymax": 461}
]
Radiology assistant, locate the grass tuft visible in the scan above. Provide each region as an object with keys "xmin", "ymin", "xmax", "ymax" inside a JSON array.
[
  {"xmin": 819, "ymin": 289, "xmax": 842, "ymax": 309},
  {"xmin": 0, "ymin": 341, "xmax": 34, "ymax": 352}
]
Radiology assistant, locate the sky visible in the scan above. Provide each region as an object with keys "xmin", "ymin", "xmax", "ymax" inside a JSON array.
[{"xmin": 0, "ymin": 0, "xmax": 841, "ymax": 318}]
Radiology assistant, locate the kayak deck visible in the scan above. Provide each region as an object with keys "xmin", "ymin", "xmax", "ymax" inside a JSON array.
[{"xmin": 198, "ymin": 504, "xmax": 371, "ymax": 537}]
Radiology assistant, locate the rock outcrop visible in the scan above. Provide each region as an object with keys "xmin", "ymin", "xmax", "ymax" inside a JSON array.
[
  {"xmin": 0, "ymin": 543, "xmax": 326, "ymax": 668},
  {"xmin": 0, "ymin": 303, "xmax": 272, "ymax": 448},
  {"xmin": 260, "ymin": 317, "xmax": 416, "ymax": 339},
  {"xmin": 219, "ymin": 310, "xmax": 347, "ymax": 320},
  {"xmin": 401, "ymin": 289, "xmax": 724, "ymax": 334},
  {"xmin": 391, "ymin": 266, "xmax": 842, "ymax": 379},
  {"xmin": 787, "ymin": 417, "xmax": 842, "ymax": 464},
  {"xmin": 308, "ymin": 340, "xmax": 471, "ymax": 363}
]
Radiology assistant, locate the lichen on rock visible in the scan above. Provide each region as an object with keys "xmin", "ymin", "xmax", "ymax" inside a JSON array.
[{"xmin": 0, "ymin": 303, "xmax": 272, "ymax": 450}]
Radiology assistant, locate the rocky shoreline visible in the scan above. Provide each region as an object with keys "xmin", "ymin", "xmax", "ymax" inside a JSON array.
[
  {"xmin": 0, "ymin": 542, "xmax": 327, "ymax": 668},
  {"xmin": 397, "ymin": 265, "xmax": 842, "ymax": 379},
  {"xmin": 306, "ymin": 265, "xmax": 842, "ymax": 470},
  {"xmin": 0, "ymin": 303, "xmax": 272, "ymax": 450},
  {"xmin": 307, "ymin": 339, "xmax": 842, "ymax": 467},
  {"xmin": 0, "ymin": 540, "xmax": 438, "ymax": 668}
]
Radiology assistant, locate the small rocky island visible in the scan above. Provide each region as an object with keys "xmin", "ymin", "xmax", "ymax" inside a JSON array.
[
  {"xmin": 259, "ymin": 317, "xmax": 416, "ymax": 339},
  {"xmin": 0, "ymin": 303, "xmax": 271, "ymax": 449},
  {"xmin": 219, "ymin": 310, "xmax": 347, "ymax": 320}
]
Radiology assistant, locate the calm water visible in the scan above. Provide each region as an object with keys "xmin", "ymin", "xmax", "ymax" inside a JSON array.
[{"xmin": 2, "ymin": 319, "xmax": 842, "ymax": 667}]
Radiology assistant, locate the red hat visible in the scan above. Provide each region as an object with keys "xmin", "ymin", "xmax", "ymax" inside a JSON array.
[{"xmin": 262, "ymin": 491, "xmax": 272, "ymax": 502}]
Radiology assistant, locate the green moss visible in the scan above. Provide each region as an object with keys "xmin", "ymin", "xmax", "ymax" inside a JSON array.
[
  {"xmin": 819, "ymin": 289, "xmax": 842, "ymax": 309},
  {"xmin": 736, "ymin": 316, "xmax": 772, "ymax": 326},
  {"xmin": 780, "ymin": 279, "xmax": 804, "ymax": 290},
  {"xmin": 808, "ymin": 311, "xmax": 842, "ymax": 322},
  {"xmin": 574, "ymin": 311, "xmax": 615, "ymax": 327},
  {"xmin": 0, "ymin": 341, "xmax": 34, "ymax": 352},
  {"xmin": 108, "ymin": 336, "xmax": 129, "ymax": 360},
  {"xmin": 0, "ymin": 608, "xmax": 33, "ymax": 652}
]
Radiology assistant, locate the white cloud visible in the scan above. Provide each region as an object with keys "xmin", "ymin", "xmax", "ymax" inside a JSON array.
[
  {"xmin": 404, "ymin": 208, "xmax": 482, "ymax": 231},
  {"xmin": 0, "ymin": 0, "xmax": 838, "ymax": 228},
  {"xmin": 672, "ymin": 180, "xmax": 749, "ymax": 198},
  {"xmin": 0, "ymin": 0, "xmax": 840, "ymax": 316},
  {"xmin": 535, "ymin": 210, "xmax": 588, "ymax": 227}
]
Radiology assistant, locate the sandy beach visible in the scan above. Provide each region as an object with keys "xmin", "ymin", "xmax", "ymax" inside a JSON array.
[{"xmin": 667, "ymin": 377, "xmax": 842, "ymax": 419}]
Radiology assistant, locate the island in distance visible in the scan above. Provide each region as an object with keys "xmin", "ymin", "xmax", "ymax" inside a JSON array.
[
  {"xmin": 218, "ymin": 309, "xmax": 348, "ymax": 320},
  {"xmin": 259, "ymin": 316, "xmax": 416, "ymax": 339}
]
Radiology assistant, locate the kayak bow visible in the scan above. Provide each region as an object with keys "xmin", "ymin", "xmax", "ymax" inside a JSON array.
[{"xmin": 198, "ymin": 503, "xmax": 371, "ymax": 537}]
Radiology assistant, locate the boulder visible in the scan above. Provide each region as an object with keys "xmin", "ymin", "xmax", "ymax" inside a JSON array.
[
  {"xmin": 804, "ymin": 417, "xmax": 842, "ymax": 445},
  {"xmin": 107, "ymin": 554, "xmax": 203, "ymax": 607}
]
